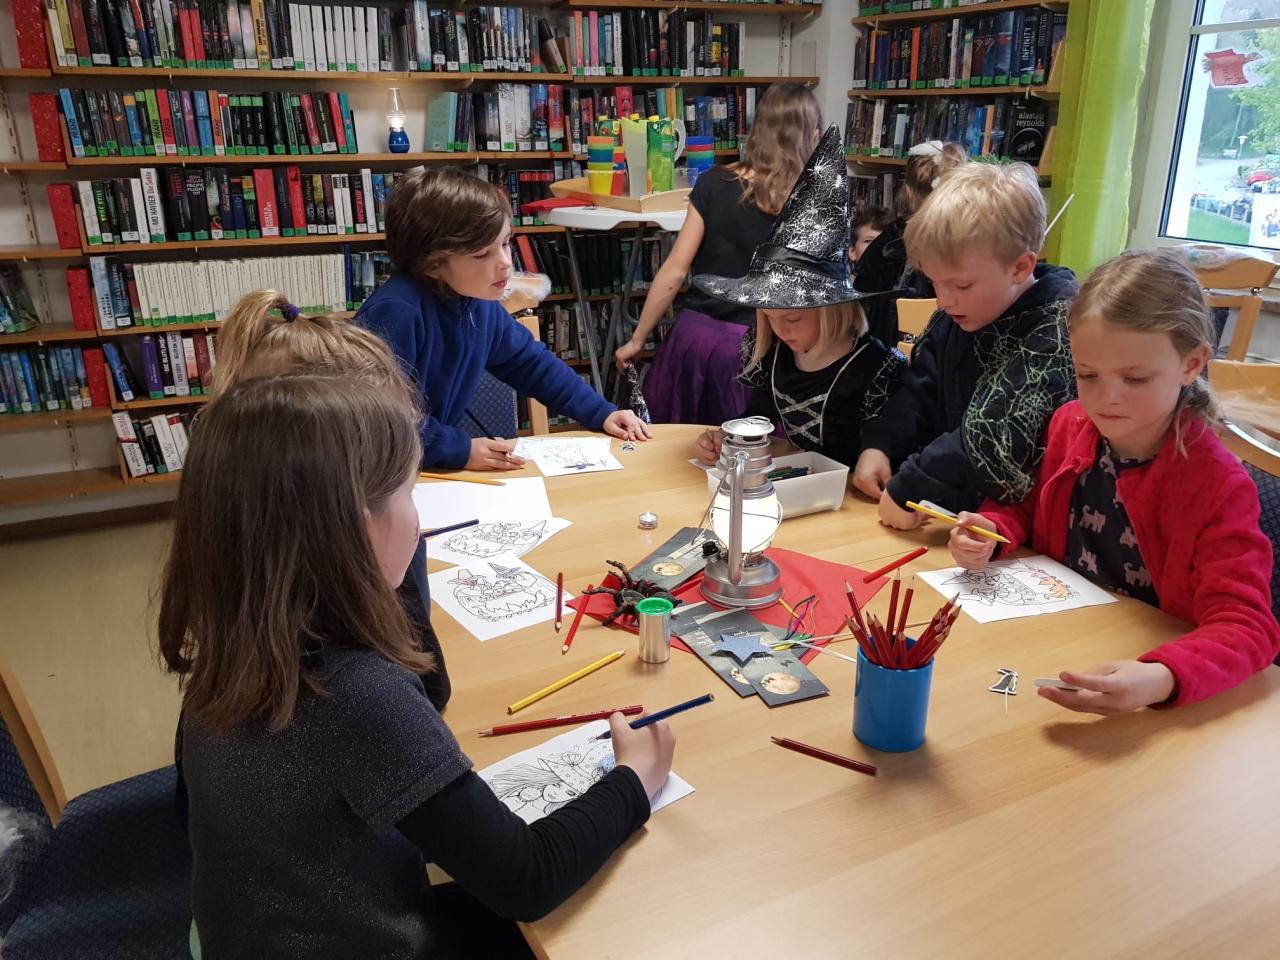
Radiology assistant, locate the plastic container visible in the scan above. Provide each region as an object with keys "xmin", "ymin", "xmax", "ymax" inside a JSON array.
[
  {"xmin": 705, "ymin": 450, "xmax": 849, "ymax": 519},
  {"xmin": 853, "ymin": 640, "xmax": 932, "ymax": 752}
]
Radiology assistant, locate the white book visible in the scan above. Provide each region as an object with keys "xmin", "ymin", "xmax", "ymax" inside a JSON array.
[
  {"xmin": 614, "ymin": 13, "xmax": 623, "ymax": 74},
  {"xmin": 205, "ymin": 263, "xmax": 225, "ymax": 320},
  {"xmin": 44, "ymin": 0, "xmax": 70, "ymax": 67},
  {"xmin": 146, "ymin": 263, "xmax": 166, "ymax": 324},
  {"xmin": 240, "ymin": 6, "xmax": 257, "ymax": 68},
  {"xmin": 333, "ymin": 5, "xmax": 347, "ymax": 70},
  {"xmin": 515, "ymin": 89, "xmax": 531, "ymax": 151},
  {"xmin": 128, "ymin": 179, "xmax": 149, "ymax": 244},
  {"xmin": 331, "ymin": 253, "xmax": 345, "ymax": 311},
  {"xmin": 366, "ymin": 7, "xmax": 379, "ymax": 72},
  {"xmin": 111, "ymin": 411, "xmax": 138, "ymax": 442},
  {"xmin": 88, "ymin": 256, "xmax": 115, "ymax": 329},
  {"xmin": 324, "ymin": 7, "xmax": 336, "ymax": 69},
  {"xmin": 343, "ymin": 7, "xmax": 356, "ymax": 71},
  {"xmin": 78, "ymin": 181, "xmax": 102, "ymax": 245},
  {"xmin": 167, "ymin": 415, "xmax": 190, "ymax": 463},
  {"xmin": 312, "ymin": 5, "xmax": 328, "ymax": 70},
  {"xmin": 360, "ymin": 169, "xmax": 376, "ymax": 232},
  {"xmin": 455, "ymin": 11, "xmax": 470, "ymax": 69},
  {"xmin": 160, "ymin": 262, "xmax": 179, "ymax": 325},
  {"xmin": 336, "ymin": 174, "xmax": 351, "ymax": 235},
  {"xmin": 206, "ymin": 332, "xmax": 217, "ymax": 375},
  {"xmin": 300, "ymin": 3, "xmax": 316, "ymax": 71},
  {"xmin": 133, "ymin": 263, "xmax": 154, "ymax": 323},
  {"xmin": 498, "ymin": 83, "xmax": 516, "ymax": 152},
  {"xmin": 150, "ymin": 414, "xmax": 184, "ymax": 472},
  {"xmin": 412, "ymin": 0, "xmax": 430, "ymax": 70},
  {"xmin": 288, "ymin": 3, "xmax": 304, "ymax": 68},
  {"xmin": 119, "ymin": 437, "xmax": 150, "ymax": 477},
  {"xmin": 167, "ymin": 333, "xmax": 190, "ymax": 396},
  {"xmin": 871, "ymin": 100, "xmax": 886, "ymax": 154},
  {"xmin": 355, "ymin": 5, "xmax": 368, "ymax": 71},
  {"xmin": 156, "ymin": 0, "xmax": 177, "ymax": 65},
  {"xmin": 228, "ymin": 0, "xmax": 245, "ymax": 67},
  {"xmin": 685, "ymin": 22, "xmax": 696, "ymax": 77}
]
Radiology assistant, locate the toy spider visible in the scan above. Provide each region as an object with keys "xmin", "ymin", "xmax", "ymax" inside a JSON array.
[{"xmin": 582, "ymin": 560, "xmax": 682, "ymax": 626}]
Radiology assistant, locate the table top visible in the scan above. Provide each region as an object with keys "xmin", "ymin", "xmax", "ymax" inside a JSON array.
[
  {"xmin": 430, "ymin": 426, "xmax": 1280, "ymax": 960},
  {"xmin": 544, "ymin": 206, "xmax": 687, "ymax": 232}
]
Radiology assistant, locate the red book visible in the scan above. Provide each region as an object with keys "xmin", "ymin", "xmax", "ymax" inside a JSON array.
[
  {"xmin": 252, "ymin": 168, "xmax": 280, "ymax": 237},
  {"xmin": 29, "ymin": 94, "xmax": 67, "ymax": 162},
  {"xmin": 192, "ymin": 331, "xmax": 212, "ymax": 387},
  {"xmin": 66, "ymin": 266, "xmax": 97, "ymax": 330},
  {"xmin": 516, "ymin": 235, "xmax": 538, "ymax": 274},
  {"xmin": 298, "ymin": 94, "xmax": 320, "ymax": 149},
  {"xmin": 326, "ymin": 91, "xmax": 346, "ymax": 150},
  {"xmin": 46, "ymin": 183, "xmax": 82, "ymax": 249},
  {"xmin": 285, "ymin": 166, "xmax": 306, "ymax": 233},
  {"xmin": 155, "ymin": 89, "xmax": 177, "ymax": 154},
  {"xmin": 82, "ymin": 347, "xmax": 109, "ymax": 408},
  {"xmin": 190, "ymin": 0, "xmax": 209, "ymax": 64},
  {"xmin": 614, "ymin": 86, "xmax": 634, "ymax": 117},
  {"xmin": 65, "ymin": 0, "xmax": 91, "ymax": 64},
  {"xmin": 12, "ymin": 0, "xmax": 50, "ymax": 68},
  {"xmin": 352, "ymin": 179, "xmax": 366, "ymax": 231},
  {"xmin": 176, "ymin": 0, "xmax": 197, "ymax": 65}
]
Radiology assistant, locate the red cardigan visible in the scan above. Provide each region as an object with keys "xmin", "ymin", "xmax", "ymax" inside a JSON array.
[{"xmin": 980, "ymin": 400, "xmax": 1278, "ymax": 706}]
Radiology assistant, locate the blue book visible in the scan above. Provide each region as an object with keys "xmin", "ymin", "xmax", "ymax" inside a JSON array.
[
  {"xmin": 229, "ymin": 180, "xmax": 247, "ymax": 237},
  {"xmin": 122, "ymin": 95, "xmax": 143, "ymax": 157},
  {"xmin": 338, "ymin": 92, "xmax": 357, "ymax": 154},
  {"xmin": 58, "ymin": 89, "xmax": 85, "ymax": 158},
  {"xmin": 138, "ymin": 335, "xmax": 165, "ymax": 399},
  {"xmin": 193, "ymin": 91, "xmax": 215, "ymax": 156},
  {"xmin": 100, "ymin": 343, "xmax": 136, "ymax": 402},
  {"xmin": 57, "ymin": 348, "xmax": 80, "ymax": 409},
  {"xmin": 17, "ymin": 351, "xmax": 39, "ymax": 407},
  {"xmin": 0, "ymin": 354, "xmax": 23, "ymax": 412}
]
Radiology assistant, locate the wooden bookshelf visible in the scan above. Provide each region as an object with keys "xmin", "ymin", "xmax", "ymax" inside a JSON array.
[
  {"xmin": 67, "ymin": 151, "xmax": 464, "ymax": 168},
  {"xmin": 0, "ymin": 467, "xmax": 123, "ymax": 506},
  {"xmin": 852, "ymin": 0, "xmax": 1068, "ymax": 27},
  {"xmin": 98, "ymin": 321, "xmax": 222, "ymax": 337},
  {"xmin": 568, "ymin": 0, "xmax": 820, "ymax": 14},
  {"xmin": 0, "ymin": 161, "xmax": 67, "ymax": 172},
  {"xmin": 0, "ymin": 68, "xmax": 52, "ymax": 78},
  {"xmin": 112, "ymin": 395, "xmax": 208, "ymax": 412},
  {"xmin": 0, "ymin": 246, "xmax": 81, "ymax": 261},
  {"xmin": 0, "ymin": 409, "xmax": 113, "ymax": 434},
  {"xmin": 79, "ymin": 232, "xmax": 387, "ymax": 255},
  {"xmin": 849, "ymin": 83, "xmax": 1058, "ymax": 100},
  {"xmin": 49, "ymin": 64, "xmax": 573, "ymax": 84},
  {"xmin": 0, "ymin": 324, "xmax": 99, "ymax": 345},
  {"xmin": 123, "ymin": 470, "xmax": 181, "ymax": 487},
  {"xmin": 574, "ymin": 75, "xmax": 818, "ymax": 87},
  {"xmin": 846, "ymin": 151, "xmax": 1053, "ymax": 182}
]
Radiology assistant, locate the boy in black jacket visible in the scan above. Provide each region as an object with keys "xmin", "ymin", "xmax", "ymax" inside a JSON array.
[{"xmin": 854, "ymin": 162, "xmax": 1079, "ymax": 526}]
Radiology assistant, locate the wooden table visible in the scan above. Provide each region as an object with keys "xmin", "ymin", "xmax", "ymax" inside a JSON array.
[{"xmin": 430, "ymin": 426, "xmax": 1280, "ymax": 960}]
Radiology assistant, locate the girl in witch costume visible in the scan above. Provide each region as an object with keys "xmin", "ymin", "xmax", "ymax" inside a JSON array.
[{"xmin": 691, "ymin": 126, "xmax": 907, "ymax": 470}]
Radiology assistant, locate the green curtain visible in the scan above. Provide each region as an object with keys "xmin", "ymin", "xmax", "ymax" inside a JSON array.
[{"xmin": 1047, "ymin": 0, "xmax": 1158, "ymax": 275}]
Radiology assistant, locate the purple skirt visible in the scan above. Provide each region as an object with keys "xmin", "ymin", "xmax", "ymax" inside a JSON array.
[{"xmin": 644, "ymin": 308, "xmax": 748, "ymax": 425}]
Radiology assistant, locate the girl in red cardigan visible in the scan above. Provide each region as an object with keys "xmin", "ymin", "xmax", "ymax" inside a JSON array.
[{"xmin": 950, "ymin": 249, "xmax": 1278, "ymax": 714}]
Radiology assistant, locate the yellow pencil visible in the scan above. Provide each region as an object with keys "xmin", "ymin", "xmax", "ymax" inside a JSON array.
[
  {"xmin": 507, "ymin": 650, "xmax": 626, "ymax": 714},
  {"xmin": 906, "ymin": 500, "xmax": 1011, "ymax": 544},
  {"xmin": 418, "ymin": 472, "xmax": 506, "ymax": 487}
]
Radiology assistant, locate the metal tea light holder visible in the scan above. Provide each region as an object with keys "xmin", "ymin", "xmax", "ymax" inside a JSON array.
[{"xmin": 700, "ymin": 417, "xmax": 784, "ymax": 609}]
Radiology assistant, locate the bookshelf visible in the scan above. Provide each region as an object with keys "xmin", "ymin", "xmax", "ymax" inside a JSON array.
[
  {"xmin": 0, "ymin": 0, "xmax": 823, "ymax": 516},
  {"xmin": 852, "ymin": 0, "xmax": 1068, "ymax": 28}
]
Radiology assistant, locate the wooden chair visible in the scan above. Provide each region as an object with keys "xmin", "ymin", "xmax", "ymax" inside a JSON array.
[
  {"xmin": 1189, "ymin": 246, "xmax": 1279, "ymax": 361},
  {"xmin": 895, "ymin": 297, "xmax": 937, "ymax": 357}
]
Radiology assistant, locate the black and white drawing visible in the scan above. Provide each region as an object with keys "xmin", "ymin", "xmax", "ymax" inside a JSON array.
[
  {"xmin": 918, "ymin": 555, "xmax": 1116, "ymax": 625},
  {"xmin": 428, "ymin": 553, "xmax": 572, "ymax": 641},
  {"xmin": 426, "ymin": 518, "xmax": 572, "ymax": 566}
]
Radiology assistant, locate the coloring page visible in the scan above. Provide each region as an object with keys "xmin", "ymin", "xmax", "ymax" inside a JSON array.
[
  {"xmin": 427, "ymin": 553, "xmax": 572, "ymax": 642},
  {"xmin": 427, "ymin": 518, "xmax": 572, "ymax": 567},
  {"xmin": 917, "ymin": 555, "xmax": 1117, "ymax": 624},
  {"xmin": 478, "ymin": 720, "xmax": 694, "ymax": 824},
  {"xmin": 513, "ymin": 436, "xmax": 623, "ymax": 477},
  {"xmin": 414, "ymin": 476, "xmax": 553, "ymax": 532}
]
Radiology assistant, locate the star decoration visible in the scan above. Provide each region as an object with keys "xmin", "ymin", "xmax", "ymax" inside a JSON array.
[{"xmin": 713, "ymin": 632, "xmax": 773, "ymax": 665}]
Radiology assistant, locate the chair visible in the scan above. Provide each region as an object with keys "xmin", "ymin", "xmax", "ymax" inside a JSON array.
[
  {"xmin": 1189, "ymin": 246, "xmax": 1279, "ymax": 362},
  {"xmin": 0, "ymin": 655, "xmax": 191, "ymax": 959},
  {"xmin": 895, "ymin": 298, "xmax": 937, "ymax": 357}
]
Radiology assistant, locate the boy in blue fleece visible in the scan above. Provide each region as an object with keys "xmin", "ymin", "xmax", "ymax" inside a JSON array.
[{"xmin": 357, "ymin": 168, "xmax": 650, "ymax": 471}]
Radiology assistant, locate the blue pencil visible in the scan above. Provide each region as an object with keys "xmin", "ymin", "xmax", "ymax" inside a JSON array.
[
  {"xmin": 422, "ymin": 518, "xmax": 480, "ymax": 539},
  {"xmin": 594, "ymin": 693, "xmax": 714, "ymax": 740}
]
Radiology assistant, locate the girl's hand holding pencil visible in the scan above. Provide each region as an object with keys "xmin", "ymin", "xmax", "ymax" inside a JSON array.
[
  {"xmin": 608, "ymin": 711, "xmax": 676, "ymax": 801},
  {"xmin": 466, "ymin": 437, "xmax": 526, "ymax": 471},
  {"xmin": 948, "ymin": 512, "xmax": 1002, "ymax": 570}
]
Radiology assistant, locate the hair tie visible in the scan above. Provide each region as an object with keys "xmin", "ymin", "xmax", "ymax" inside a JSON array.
[
  {"xmin": 281, "ymin": 301, "xmax": 300, "ymax": 321},
  {"xmin": 908, "ymin": 139, "xmax": 945, "ymax": 161}
]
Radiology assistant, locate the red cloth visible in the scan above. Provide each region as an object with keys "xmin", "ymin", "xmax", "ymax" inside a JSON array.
[
  {"xmin": 981, "ymin": 401, "xmax": 1279, "ymax": 706},
  {"xmin": 566, "ymin": 547, "xmax": 887, "ymax": 663}
]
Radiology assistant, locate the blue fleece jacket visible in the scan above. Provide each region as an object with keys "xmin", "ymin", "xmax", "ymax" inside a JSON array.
[{"xmin": 356, "ymin": 274, "xmax": 616, "ymax": 468}]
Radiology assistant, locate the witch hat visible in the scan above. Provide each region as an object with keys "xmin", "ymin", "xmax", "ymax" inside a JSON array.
[{"xmin": 693, "ymin": 125, "xmax": 894, "ymax": 310}]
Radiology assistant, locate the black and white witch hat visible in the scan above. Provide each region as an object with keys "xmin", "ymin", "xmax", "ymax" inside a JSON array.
[{"xmin": 693, "ymin": 125, "xmax": 894, "ymax": 310}]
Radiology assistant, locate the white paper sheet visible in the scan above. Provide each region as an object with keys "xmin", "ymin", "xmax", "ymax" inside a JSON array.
[
  {"xmin": 513, "ymin": 436, "xmax": 623, "ymax": 477},
  {"xmin": 426, "ymin": 517, "xmax": 573, "ymax": 567},
  {"xmin": 917, "ymin": 555, "xmax": 1118, "ymax": 624},
  {"xmin": 427, "ymin": 552, "xmax": 571, "ymax": 642},
  {"xmin": 478, "ymin": 720, "xmax": 694, "ymax": 824},
  {"xmin": 414, "ymin": 476, "xmax": 553, "ymax": 532}
]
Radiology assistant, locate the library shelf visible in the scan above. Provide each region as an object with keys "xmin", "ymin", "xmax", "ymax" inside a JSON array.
[
  {"xmin": 852, "ymin": 0, "xmax": 1069, "ymax": 28},
  {"xmin": 849, "ymin": 83, "xmax": 1058, "ymax": 100},
  {"xmin": 98, "ymin": 321, "xmax": 222, "ymax": 337},
  {"xmin": 568, "ymin": 0, "xmax": 820, "ymax": 14},
  {"xmin": 0, "ymin": 324, "xmax": 98, "ymax": 345},
  {"xmin": 0, "ymin": 246, "xmax": 81, "ymax": 261},
  {"xmin": 49, "ymin": 64, "xmax": 571, "ymax": 84},
  {"xmin": 0, "ymin": 408, "xmax": 113, "ymax": 433},
  {"xmin": 0, "ymin": 467, "xmax": 123, "ymax": 506}
]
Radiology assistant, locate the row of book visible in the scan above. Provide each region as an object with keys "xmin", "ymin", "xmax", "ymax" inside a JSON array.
[
  {"xmin": 856, "ymin": 2, "xmax": 1023, "ymax": 15},
  {"xmin": 0, "ymin": 345, "xmax": 108, "ymax": 414},
  {"xmin": 850, "ymin": 9, "xmax": 1066, "ymax": 91},
  {"xmin": 565, "ymin": 10, "xmax": 747, "ymax": 78},
  {"xmin": 54, "ymin": 168, "xmax": 405, "ymax": 248},
  {"xmin": 101, "ymin": 331, "xmax": 217, "ymax": 401},
  {"xmin": 850, "ymin": 171, "xmax": 898, "ymax": 213},
  {"xmin": 0, "ymin": 268, "xmax": 41, "ymax": 336},
  {"xmin": 113, "ymin": 410, "xmax": 195, "ymax": 478},
  {"xmin": 57, "ymin": 87, "xmax": 359, "ymax": 160},
  {"xmin": 844, "ymin": 97, "xmax": 1050, "ymax": 166}
]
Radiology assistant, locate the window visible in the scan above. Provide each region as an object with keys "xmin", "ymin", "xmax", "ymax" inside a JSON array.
[{"xmin": 1136, "ymin": 0, "xmax": 1280, "ymax": 252}]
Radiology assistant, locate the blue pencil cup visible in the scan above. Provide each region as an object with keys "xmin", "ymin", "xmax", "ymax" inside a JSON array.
[{"xmin": 854, "ymin": 640, "xmax": 933, "ymax": 753}]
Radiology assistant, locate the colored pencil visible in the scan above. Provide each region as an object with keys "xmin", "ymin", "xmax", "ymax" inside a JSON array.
[
  {"xmin": 862, "ymin": 546, "xmax": 929, "ymax": 583},
  {"xmin": 886, "ymin": 572, "xmax": 901, "ymax": 652},
  {"xmin": 419, "ymin": 472, "xmax": 505, "ymax": 487},
  {"xmin": 843, "ymin": 579, "xmax": 869, "ymax": 636},
  {"xmin": 896, "ymin": 577, "xmax": 915, "ymax": 641},
  {"xmin": 770, "ymin": 637, "xmax": 859, "ymax": 664},
  {"xmin": 905, "ymin": 500, "xmax": 1011, "ymax": 544},
  {"xmin": 562, "ymin": 585, "xmax": 591, "ymax": 655},
  {"xmin": 555, "ymin": 572, "xmax": 565, "ymax": 633},
  {"xmin": 595, "ymin": 693, "xmax": 715, "ymax": 739},
  {"xmin": 507, "ymin": 650, "xmax": 625, "ymax": 714},
  {"xmin": 771, "ymin": 737, "xmax": 877, "ymax": 777},
  {"xmin": 422, "ymin": 518, "xmax": 479, "ymax": 539},
  {"xmin": 479, "ymin": 705, "xmax": 644, "ymax": 737}
]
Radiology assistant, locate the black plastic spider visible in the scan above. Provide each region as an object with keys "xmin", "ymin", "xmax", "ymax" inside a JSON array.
[{"xmin": 581, "ymin": 560, "xmax": 682, "ymax": 626}]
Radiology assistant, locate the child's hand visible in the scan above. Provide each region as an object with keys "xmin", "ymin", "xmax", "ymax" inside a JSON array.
[
  {"xmin": 695, "ymin": 428, "xmax": 723, "ymax": 465},
  {"xmin": 878, "ymin": 490, "xmax": 924, "ymax": 530},
  {"xmin": 609, "ymin": 711, "xmax": 676, "ymax": 800},
  {"xmin": 466, "ymin": 438, "xmax": 526, "ymax": 471},
  {"xmin": 1037, "ymin": 661, "xmax": 1177, "ymax": 716},
  {"xmin": 603, "ymin": 409, "xmax": 652, "ymax": 442},
  {"xmin": 949, "ymin": 511, "xmax": 999, "ymax": 570},
  {"xmin": 851, "ymin": 449, "xmax": 892, "ymax": 499},
  {"xmin": 614, "ymin": 339, "xmax": 643, "ymax": 371}
]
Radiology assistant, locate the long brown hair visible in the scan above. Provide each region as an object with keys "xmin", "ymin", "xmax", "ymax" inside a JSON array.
[
  {"xmin": 733, "ymin": 83, "xmax": 822, "ymax": 216},
  {"xmin": 1070, "ymin": 249, "xmax": 1220, "ymax": 455},
  {"xmin": 158, "ymin": 375, "xmax": 433, "ymax": 732},
  {"xmin": 212, "ymin": 290, "xmax": 418, "ymax": 414},
  {"xmin": 385, "ymin": 167, "xmax": 511, "ymax": 286}
]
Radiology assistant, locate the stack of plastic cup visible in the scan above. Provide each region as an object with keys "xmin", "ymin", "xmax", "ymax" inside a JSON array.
[
  {"xmin": 586, "ymin": 135, "xmax": 616, "ymax": 195},
  {"xmin": 686, "ymin": 136, "xmax": 715, "ymax": 188}
]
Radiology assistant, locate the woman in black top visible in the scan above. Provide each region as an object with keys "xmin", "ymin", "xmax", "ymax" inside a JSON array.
[{"xmin": 615, "ymin": 82, "xmax": 821, "ymax": 425}]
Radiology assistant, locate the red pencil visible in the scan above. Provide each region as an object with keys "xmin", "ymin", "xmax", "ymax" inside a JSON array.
[
  {"xmin": 772, "ymin": 736, "xmax": 877, "ymax": 777},
  {"xmin": 562, "ymin": 585, "xmax": 591, "ymax": 655},
  {"xmin": 555, "ymin": 572, "xmax": 565, "ymax": 633},
  {"xmin": 843, "ymin": 579, "xmax": 869, "ymax": 636},
  {"xmin": 479, "ymin": 705, "xmax": 644, "ymax": 737},
  {"xmin": 886, "ymin": 572, "xmax": 901, "ymax": 652},
  {"xmin": 896, "ymin": 576, "xmax": 914, "ymax": 641},
  {"xmin": 862, "ymin": 546, "xmax": 929, "ymax": 584}
]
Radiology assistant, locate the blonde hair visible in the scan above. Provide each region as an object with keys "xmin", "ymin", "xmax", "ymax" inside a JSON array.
[
  {"xmin": 733, "ymin": 83, "xmax": 823, "ymax": 217},
  {"xmin": 743, "ymin": 301, "xmax": 867, "ymax": 375},
  {"xmin": 212, "ymin": 290, "xmax": 417, "ymax": 415},
  {"xmin": 897, "ymin": 142, "xmax": 968, "ymax": 218},
  {"xmin": 905, "ymin": 162, "xmax": 1045, "ymax": 268},
  {"xmin": 1070, "ymin": 249, "xmax": 1220, "ymax": 456}
]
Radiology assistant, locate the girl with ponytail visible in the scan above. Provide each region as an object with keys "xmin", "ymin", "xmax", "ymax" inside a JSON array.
[{"xmin": 948, "ymin": 249, "xmax": 1278, "ymax": 714}]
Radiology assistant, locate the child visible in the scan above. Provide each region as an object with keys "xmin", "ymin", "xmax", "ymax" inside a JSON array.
[
  {"xmin": 853, "ymin": 162, "xmax": 1079, "ymax": 525},
  {"xmin": 161, "ymin": 374, "xmax": 675, "ymax": 958},
  {"xmin": 613, "ymin": 82, "xmax": 823, "ymax": 424},
  {"xmin": 949, "ymin": 250, "xmax": 1279, "ymax": 712},
  {"xmin": 209, "ymin": 290, "xmax": 450, "ymax": 711},
  {"xmin": 853, "ymin": 140, "xmax": 967, "ymax": 345},
  {"xmin": 849, "ymin": 204, "xmax": 891, "ymax": 269},
  {"xmin": 692, "ymin": 126, "xmax": 904, "ymax": 467},
  {"xmin": 356, "ymin": 168, "xmax": 649, "ymax": 472}
]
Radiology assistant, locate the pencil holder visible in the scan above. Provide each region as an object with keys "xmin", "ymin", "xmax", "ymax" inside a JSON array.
[
  {"xmin": 854, "ymin": 640, "xmax": 932, "ymax": 752},
  {"xmin": 636, "ymin": 597, "xmax": 672, "ymax": 664}
]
